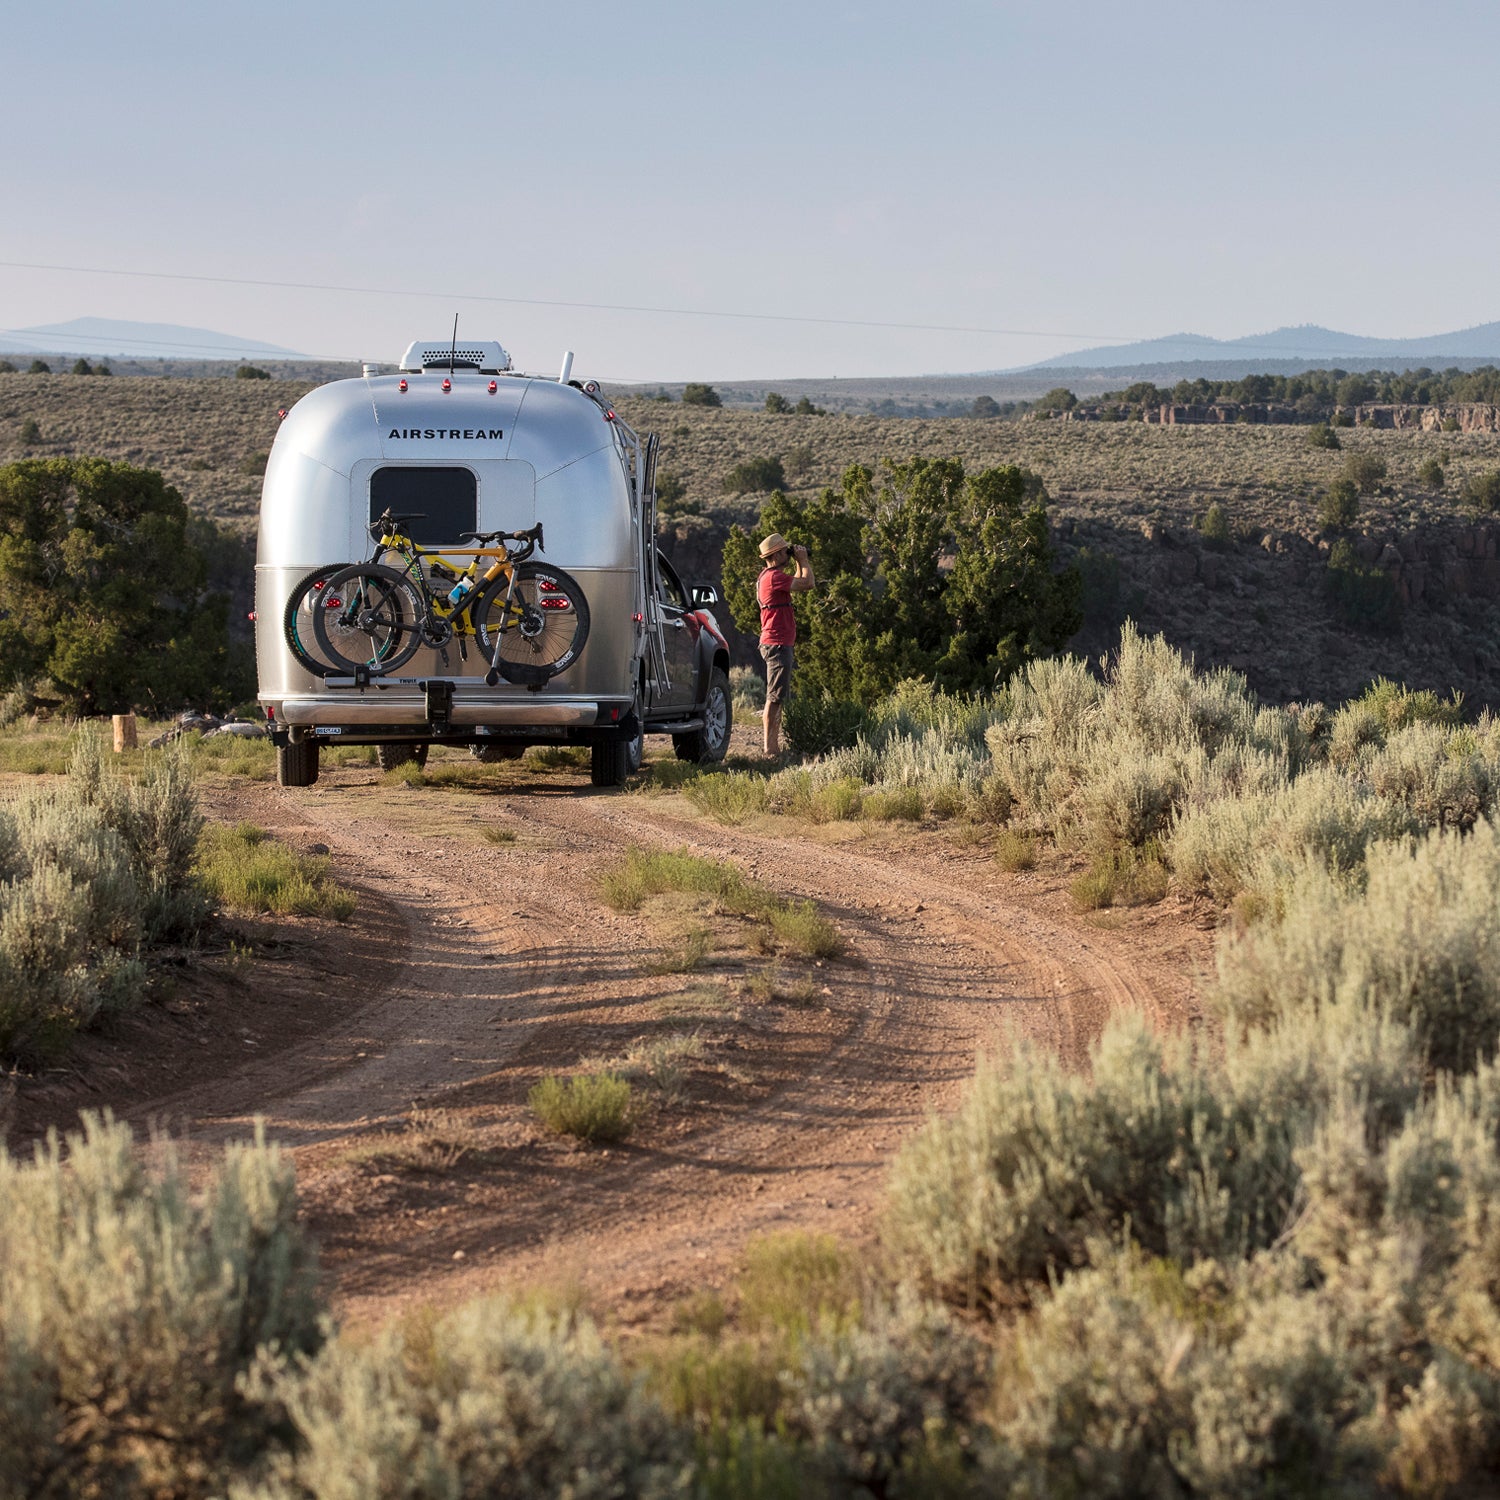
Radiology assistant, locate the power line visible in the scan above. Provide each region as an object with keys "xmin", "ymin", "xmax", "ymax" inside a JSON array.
[{"xmin": 0, "ymin": 256, "xmax": 1131, "ymax": 345}]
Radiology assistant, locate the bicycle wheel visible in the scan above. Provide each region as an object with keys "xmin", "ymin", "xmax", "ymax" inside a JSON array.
[
  {"xmin": 283, "ymin": 564, "xmax": 350, "ymax": 677},
  {"xmin": 471, "ymin": 562, "xmax": 591, "ymax": 685},
  {"xmin": 311, "ymin": 563, "xmax": 425, "ymax": 676}
]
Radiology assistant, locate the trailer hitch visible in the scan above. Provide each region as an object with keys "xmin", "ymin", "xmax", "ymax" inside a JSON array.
[{"xmin": 422, "ymin": 678, "xmax": 455, "ymax": 731}]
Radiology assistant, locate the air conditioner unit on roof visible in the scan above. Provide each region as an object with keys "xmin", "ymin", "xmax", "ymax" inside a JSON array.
[{"xmin": 398, "ymin": 339, "xmax": 512, "ymax": 374}]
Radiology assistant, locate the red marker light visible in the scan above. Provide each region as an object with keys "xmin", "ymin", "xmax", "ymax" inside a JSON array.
[
  {"xmin": 398, "ymin": 378, "xmax": 408, "ymax": 392},
  {"xmin": 247, "ymin": 611, "xmax": 257, "ymax": 621},
  {"xmin": 632, "ymin": 612, "xmax": 644, "ymax": 623},
  {"xmin": 604, "ymin": 408, "xmax": 616, "ymax": 421},
  {"xmin": 441, "ymin": 377, "xmax": 452, "ymax": 393},
  {"xmin": 488, "ymin": 380, "xmax": 498, "ymax": 393}
]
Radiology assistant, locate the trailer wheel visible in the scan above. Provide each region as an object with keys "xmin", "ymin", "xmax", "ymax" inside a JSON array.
[
  {"xmin": 590, "ymin": 737, "xmax": 629, "ymax": 788},
  {"xmin": 277, "ymin": 739, "xmax": 319, "ymax": 787},
  {"xmin": 673, "ymin": 668, "xmax": 732, "ymax": 764},
  {"xmin": 377, "ymin": 742, "xmax": 429, "ymax": 771}
]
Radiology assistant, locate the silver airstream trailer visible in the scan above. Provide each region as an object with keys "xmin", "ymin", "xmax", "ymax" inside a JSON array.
[{"xmin": 255, "ymin": 338, "xmax": 732, "ymax": 788}]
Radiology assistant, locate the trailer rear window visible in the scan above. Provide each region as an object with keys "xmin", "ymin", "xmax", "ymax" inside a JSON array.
[{"xmin": 370, "ymin": 467, "xmax": 477, "ymax": 544}]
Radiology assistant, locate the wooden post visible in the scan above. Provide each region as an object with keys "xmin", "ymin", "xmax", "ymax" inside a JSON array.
[{"xmin": 112, "ymin": 713, "xmax": 137, "ymax": 752}]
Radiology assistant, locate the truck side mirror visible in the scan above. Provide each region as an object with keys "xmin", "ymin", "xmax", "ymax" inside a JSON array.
[{"xmin": 690, "ymin": 584, "xmax": 719, "ymax": 607}]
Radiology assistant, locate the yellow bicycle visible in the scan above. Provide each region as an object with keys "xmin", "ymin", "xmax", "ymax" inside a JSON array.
[{"xmin": 284, "ymin": 509, "xmax": 590, "ymax": 686}]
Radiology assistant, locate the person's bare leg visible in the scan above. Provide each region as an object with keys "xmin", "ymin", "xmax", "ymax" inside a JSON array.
[{"xmin": 764, "ymin": 699, "xmax": 782, "ymax": 756}]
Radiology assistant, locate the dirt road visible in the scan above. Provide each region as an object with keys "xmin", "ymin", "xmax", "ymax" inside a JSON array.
[{"xmin": 11, "ymin": 753, "xmax": 1209, "ymax": 1331}]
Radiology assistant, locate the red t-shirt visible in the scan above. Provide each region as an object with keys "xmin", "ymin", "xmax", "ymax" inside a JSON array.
[{"xmin": 758, "ymin": 566, "xmax": 795, "ymax": 646}]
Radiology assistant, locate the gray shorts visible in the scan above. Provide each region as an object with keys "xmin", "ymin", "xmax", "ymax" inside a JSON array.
[{"xmin": 761, "ymin": 644, "xmax": 794, "ymax": 704}]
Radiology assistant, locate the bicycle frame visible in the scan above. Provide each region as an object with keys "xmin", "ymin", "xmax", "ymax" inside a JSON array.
[{"xmin": 369, "ymin": 525, "xmax": 527, "ymax": 636}]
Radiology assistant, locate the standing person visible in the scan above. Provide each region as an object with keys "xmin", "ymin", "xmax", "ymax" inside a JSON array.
[{"xmin": 756, "ymin": 532, "xmax": 814, "ymax": 756}]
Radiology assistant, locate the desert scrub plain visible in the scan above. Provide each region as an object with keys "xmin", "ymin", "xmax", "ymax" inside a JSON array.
[
  {"xmin": 7, "ymin": 369, "xmax": 1500, "ymax": 702},
  {"xmin": 14, "ymin": 638, "xmax": 1500, "ymax": 1493}
]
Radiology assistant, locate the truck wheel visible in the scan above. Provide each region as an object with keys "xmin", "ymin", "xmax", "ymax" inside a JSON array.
[
  {"xmin": 673, "ymin": 668, "xmax": 732, "ymax": 764},
  {"xmin": 590, "ymin": 737, "xmax": 629, "ymax": 788},
  {"xmin": 624, "ymin": 698, "xmax": 645, "ymax": 774},
  {"xmin": 277, "ymin": 739, "xmax": 319, "ymax": 787},
  {"xmin": 377, "ymin": 742, "xmax": 429, "ymax": 771}
]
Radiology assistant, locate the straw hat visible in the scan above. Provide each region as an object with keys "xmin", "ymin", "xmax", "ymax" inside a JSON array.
[{"xmin": 758, "ymin": 532, "xmax": 790, "ymax": 559}]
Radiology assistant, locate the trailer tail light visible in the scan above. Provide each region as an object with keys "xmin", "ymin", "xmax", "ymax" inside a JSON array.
[
  {"xmin": 632, "ymin": 612, "xmax": 644, "ymax": 624},
  {"xmin": 398, "ymin": 378, "xmax": 408, "ymax": 392},
  {"xmin": 540, "ymin": 596, "xmax": 571, "ymax": 611},
  {"xmin": 488, "ymin": 380, "xmax": 498, "ymax": 393},
  {"xmin": 441, "ymin": 377, "xmax": 452, "ymax": 393}
]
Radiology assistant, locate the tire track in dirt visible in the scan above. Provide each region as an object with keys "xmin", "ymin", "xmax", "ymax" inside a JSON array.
[
  {"xmin": 340, "ymin": 789, "xmax": 1190, "ymax": 1323},
  {"xmin": 124, "ymin": 770, "xmax": 1202, "ymax": 1327}
]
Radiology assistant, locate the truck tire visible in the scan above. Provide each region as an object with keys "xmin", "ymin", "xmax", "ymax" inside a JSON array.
[
  {"xmin": 277, "ymin": 738, "xmax": 319, "ymax": 787},
  {"xmin": 377, "ymin": 742, "xmax": 429, "ymax": 771},
  {"xmin": 624, "ymin": 698, "xmax": 645, "ymax": 774},
  {"xmin": 590, "ymin": 736, "xmax": 629, "ymax": 788},
  {"xmin": 673, "ymin": 668, "xmax": 732, "ymax": 764}
]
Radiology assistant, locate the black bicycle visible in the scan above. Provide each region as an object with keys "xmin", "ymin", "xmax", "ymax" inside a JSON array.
[{"xmin": 283, "ymin": 510, "xmax": 591, "ymax": 686}]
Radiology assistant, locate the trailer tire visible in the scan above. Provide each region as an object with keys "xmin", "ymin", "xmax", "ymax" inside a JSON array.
[
  {"xmin": 277, "ymin": 739, "xmax": 319, "ymax": 787},
  {"xmin": 673, "ymin": 668, "xmax": 732, "ymax": 764},
  {"xmin": 624, "ymin": 698, "xmax": 645, "ymax": 774},
  {"xmin": 377, "ymin": 742, "xmax": 429, "ymax": 772},
  {"xmin": 282, "ymin": 564, "xmax": 346, "ymax": 677},
  {"xmin": 590, "ymin": 737, "xmax": 629, "ymax": 788}
]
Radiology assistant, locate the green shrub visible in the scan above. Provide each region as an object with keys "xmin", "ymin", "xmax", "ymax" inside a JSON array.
[
  {"xmin": 683, "ymin": 771, "xmax": 770, "ymax": 824},
  {"xmin": 1197, "ymin": 501, "xmax": 1230, "ymax": 547},
  {"xmin": 737, "ymin": 1231, "xmax": 862, "ymax": 1338},
  {"xmin": 1212, "ymin": 821, "xmax": 1500, "ymax": 1076},
  {"xmin": 1343, "ymin": 452, "xmax": 1388, "ymax": 495},
  {"xmin": 766, "ymin": 900, "xmax": 845, "ymax": 959},
  {"xmin": 764, "ymin": 391, "xmax": 790, "ymax": 414},
  {"xmin": 599, "ymin": 846, "xmax": 761, "ymax": 914},
  {"xmin": 1460, "ymin": 468, "xmax": 1500, "ymax": 512},
  {"xmin": 530, "ymin": 1072, "xmax": 634, "ymax": 1141},
  {"xmin": 1318, "ymin": 477, "xmax": 1360, "ymax": 532},
  {"xmin": 782, "ymin": 692, "xmax": 869, "ymax": 757},
  {"xmin": 992, "ymin": 1250, "xmax": 1380, "ymax": 1498},
  {"xmin": 1167, "ymin": 766, "xmax": 1410, "ymax": 903},
  {"xmin": 18, "ymin": 417, "xmax": 40, "ymax": 445},
  {"xmin": 886, "ymin": 1015, "xmax": 1301, "ymax": 1297},
  {"xmin": 1363, "ymin": 721, "xmax": 1494, "ymax": 831},
  {"xmin": 0, "ymin": 1113, "xmax": 322, "ymax": 1498},
  {"xmin": 995, "ymin": 829, "xmax": 1037, "ymax": 871},
  {"xmin": 1326, "ymin": 537, "xmax": 1401, "ymax": 633},
  {"xmin": 197, "ymin": 822, "xmax": 357, "ymax": 920},
  {"xmin": 786, "ymin": 1292, "xmax": 991, "ymax": 1495},
  {"xmin": 723, "ymin": 456, "xmax": 786, "ymax": 495},
  {"xmin": 729, "ymin": 665, "xmax": 766, "ymax": 712},
  {"xmin": 682, "ymin": 383, "xmax": 721, "ymax": 408},
  {"xmin": 1307, "ymin": 422, "xmax": 1341, "ymax": 450},
  {"xmin": 235, "ymin": 364, "xmax": 271, "ymax": 380},
  {"xmin": 252, "ymin": 1297, "xmax": 688, "ymax": 1498},
  {"xmin": 1418, "ymin": 456, "xmax": 1445, "ymax": 488},
  {"xmin": 862, "ymin": 785, "xmax": 923, "ymax": 821}
]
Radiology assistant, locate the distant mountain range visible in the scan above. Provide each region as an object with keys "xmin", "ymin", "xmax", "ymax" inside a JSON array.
[
  {"xmin": 0, "ymin": 317, "xmax": 308, "ymax": 361},
  {"xmin": 1014, "ymin": 322, "xmax": 1500, "ymax": 373}
]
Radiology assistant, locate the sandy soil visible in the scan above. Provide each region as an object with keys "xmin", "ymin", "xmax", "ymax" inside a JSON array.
[{"xmin": 8, "ymin": 736, "xmax": 1211, "ymax": 1333}]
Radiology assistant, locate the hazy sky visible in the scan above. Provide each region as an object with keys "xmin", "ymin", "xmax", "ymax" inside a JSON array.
[{"xmin": 3, "ymin": 1, "xmax": 1497, "ymax": 380}]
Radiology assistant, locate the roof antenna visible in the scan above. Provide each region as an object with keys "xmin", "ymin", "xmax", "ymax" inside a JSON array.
[{"xmin": 449, "ymin": 314, "xmax": 458, "ymax": 376}]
